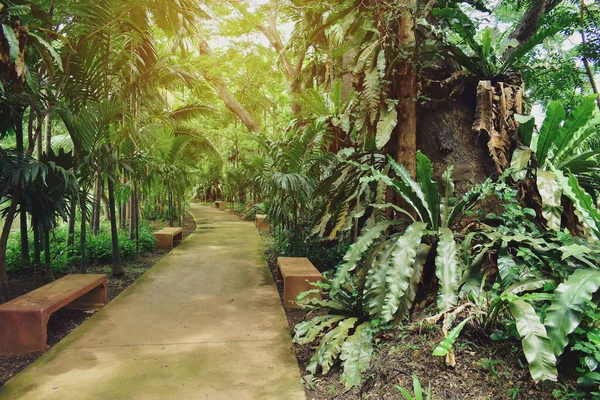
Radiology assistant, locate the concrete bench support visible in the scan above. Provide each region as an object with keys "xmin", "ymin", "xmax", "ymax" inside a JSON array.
[
  {"xmin": 153, "ymin": 227, "xmax": 183, "ymax": 250},
  {"xmin": 0, "ymin": 274, "xmax": 107, "ymax": 354},
  {"xmin": 277, "ymin": 257, "xmax": 322, "ymax": 309},
  {"xmin": 255, "ymin": 214, "xmax": 270, "ymax": 231},
  {"xmin": 215, "ymin": 201, "xmax": 228, "ymax": 210}
]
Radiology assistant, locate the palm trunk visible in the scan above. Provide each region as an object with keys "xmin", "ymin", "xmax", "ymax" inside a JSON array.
[
  {"xmin": 129, "ymin": 192, "xmax": 135, "ymax": 240},
  {"xmin": 107, "ymin": 176, "xmax": 124, "ymax": 276},
  {"xmin": 15, "ymin": 116, "xmax": 30, "ymax": 264},
  {"xmin": 67, "ymin": 197, "xmax": 76, "ymax": 247},
  {"xmin": 92, "ymin": 176, "xmax": 101, "ymax": 235},
  {"xmin": 44, "ymin": 115, "xmax": 52, "ymax": 154},
  {"xmin": 168, "ymin": 188, "xmax": 174, "ymax": 227},
  {"xmin": 44, "ymin": 230, "xmax": 52, "ymax": 281},
  {"xmin": 80, "ymin": 193, "xmax": 88, "ymax": 273},
  {"xmin": 134, "ymin": 182, "xmax": 140, "ymax": 262},
  {"xmin": 32, "ymin": 217, "xmax": 42, "ymax": 288},
  {"xmin": 0, "ymin": 185, "xmax": 21, "ymax": 303}
]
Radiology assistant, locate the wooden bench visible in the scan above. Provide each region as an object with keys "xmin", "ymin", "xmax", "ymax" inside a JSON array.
[
  {"xmin": 215, "ymin": 201, "xmax": 228, "ymax": 210},
  {"xmin": 153, "ymin": 227, "xmax": 183, "ymax": 250},
  {"xmin": 255, "ymin": 214, "xmax": 270, "ymax": 231},
  {"xmin": 0, "ymin": 274, "xmax": 107, "ymax": 355},
  {"xmin": 277, "ymin": 257, "xmax": 322, "ymax": 309}
]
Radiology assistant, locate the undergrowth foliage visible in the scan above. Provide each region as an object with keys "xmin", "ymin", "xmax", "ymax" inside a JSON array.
[{"xmin": 294, "ymin": 145, "xmax": 600, "ymax": 389}]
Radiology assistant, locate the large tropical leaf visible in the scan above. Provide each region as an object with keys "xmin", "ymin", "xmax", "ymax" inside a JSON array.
[
  {"xmin": 550, "ymin": 94, "xmax": 598, "ymax": 165},
  {"xmin": 294, "ymin": 315, "xmax": 347, "ymax": 345},
  {"xmin": 331, "ymin": 220, "xmax": 394, "ymax": 295},
  {"xmin": 307, "ymin": 317, "xmax": 358, "ymax": 375},
  {"xmin": 435, "ymin": 228, "xmax": 462, "ymax": 312},
  {"xmin": 432, "ymin": 317, "xmax": 471, "ymax": 357},
  {"xmin": 552, "ymin": 167, "xmax": 600, "ymax": 238},
  {"xmin": 379, "ymin": 222, "xmax": 427, "ymax": 322},
  {"xmin": 508, "ymin": 299, "xmax": 558, "ymax": 382},
  {"xmin": 544, "ymin": 269, "xmax": 600, "ymax": 357},
  {"xmin": 376, "ymin": 103, "xmax": 397, "ymax": 150},
  {"xmin": 416, "ymin": 151, "xmax": 439, "ymax": 229},
  {"xmin": 536, "ymin": 169, "xmax": 562, "ymax": 231},
  {"xmin": 396, "ymin": 244, "xmax": 431, "ymax": 321},
  {"xmin": 439, "ymin": 166, "xmax": 454, "ymax": 229},
  {"xmin": 340, "ymin": 322, "xmax": 374, "ymax": 388}
]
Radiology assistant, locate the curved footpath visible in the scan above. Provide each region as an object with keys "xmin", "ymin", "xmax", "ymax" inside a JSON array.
[{"xmin": 0, "ymin": 204, "xmax": 305, "ymax": 400}]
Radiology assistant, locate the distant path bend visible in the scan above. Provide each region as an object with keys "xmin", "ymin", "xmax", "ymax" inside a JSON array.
[{"xmin": 0, "ymin": 204, "xmax": 305, "ymax": 400}]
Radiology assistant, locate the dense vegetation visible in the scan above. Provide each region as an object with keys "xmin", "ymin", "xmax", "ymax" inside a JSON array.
[{"xmin": 1, "ymin": 0, "xmax": 599, "ymax": 397}]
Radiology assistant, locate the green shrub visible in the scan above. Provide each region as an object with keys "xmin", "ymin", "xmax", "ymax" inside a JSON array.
[{"xmin": 5, "ymin": 219, "xmax": 157, "ymax": 273}]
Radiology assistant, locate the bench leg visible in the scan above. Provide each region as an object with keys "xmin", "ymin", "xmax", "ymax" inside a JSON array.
[
  {"xmin": 283, "ymin": 276, "xmax": 322, "ymax": 309},
  {"xmin": 0, "ymin": 310, "xmax": 49, "ymax": 355},
  {"xmin": 65, "ymin": 283, "xmax": 108, "ymax": 311},
  {"xmin": 173, "ymin": 232, "xmax": 183, "ymax": 247}
]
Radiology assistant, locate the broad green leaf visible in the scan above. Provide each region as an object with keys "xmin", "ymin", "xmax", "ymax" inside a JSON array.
[
  {"xmin": 397, "ymin": 244, "xmax": 431, "ymax": 321},
  {"xmin": 536, "ymin": 100, "xmax": 565, "ymax": 166},
  {"xmin": 552, "ymin": 167, "xmax": 600, "ymax": 238},
  {"xmin": 545, "ymin": 269, "xmax": 600, "ymax": 357},
  {"xmin": 388, "ymin": 157, "xmax": 434, "ymax": 226},
  {"xmin": 551, "ymin": 94, "xmax": 598, "ymax": 165},
  {"xmin": 331, "ymin": 220, "xmax": 394, "ymax": 295},
  {"xmin": 510, "ymin": 147, "xmax": 531, "ymax": 181},
  {"xmin": 515, "ymin": 114, "xmax": 535, "ymax": 147},
  {"xmin": 497, "ymin": 242, "xmax": 519, "ymax": 289},
  {"xmin": 307, "ymin": 317, "xmax": 357, "ymax": 375},
  {"xmin": 363, "ymin": 241, "xmax": 395, "ymax": 318},
  {"xmin": 433, "ymin": 317, "xmax": 471, "ymax": 356},
  {"xmin": 2, "ymin": 24, "xmax": 19, "ymax": 63},
  {"xmin": 504, "ymin": 279, "xmax": 556, "ymax": 297},
  {"xmin": 439, "ymin": 165, "xmax": 454, "ymax": 229},
  {"xmin": 435, "ymin": 228, "xmax": 462, "ymax": 312},
  {"xmin": 416, "ymin": 151, "xmax": 439, "ymax": 229},
  {"xmin": 380, "ymin": 222, "xmax": 427, "ymax": 322},
  {"xmin": 508, "ymin": 299, "xmax": 558, "ymax": 382},
  {"xmin": 376, "ymin": 104, "xmax": 397, "ymax": 150},
  {"xmin": 28, "ymin": 32, "xmax": 63, "ymax": 71},
  {"xmin": 294, "ymin": 315, "xmax": 346, "ymax": 344},
  {"xmin": 340, "ymin": 322, "xmax": 373, "ymax": 388},
  {"xmin": 536, "ymin": 169, "xmax": 562, "ymax": 231}
]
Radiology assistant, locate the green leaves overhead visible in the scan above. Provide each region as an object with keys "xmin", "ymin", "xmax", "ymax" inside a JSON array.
[
  {"xmin": 545, "ymin": 269, "xmax": 600, "ymax": 357},
  {"xmin": 508, "ymin": 299, "xmax": 558, "ymax": 382}
]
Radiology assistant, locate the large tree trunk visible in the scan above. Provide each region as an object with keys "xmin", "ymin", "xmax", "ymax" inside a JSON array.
[
  {"xmin": 198, "ymin": 39, "xmax": 261, "ymax": 132},
  {"xmin": 107, "ymin": 176, "xmax": 123, "ymax": 276}
]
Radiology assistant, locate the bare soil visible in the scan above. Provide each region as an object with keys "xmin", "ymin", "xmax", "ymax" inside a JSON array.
[
  {"xmin": 0, "ymin": 213, "xmax": 196, "ymax": 388},
  {"xmin": 260, "ymin": 231, "xmax": 577, "ymax": 400}
]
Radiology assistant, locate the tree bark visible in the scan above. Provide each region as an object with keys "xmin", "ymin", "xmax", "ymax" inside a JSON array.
[
  {"xmin": 80, "ymin": 193, "xmax": 88, "ymax": 273},
  {"xmin": 14, "ymin": 115, "xmax": 30, "ymax": 263},
  {"xmin": 44, "ymin": 115, "xmax": 52, "ymax": 154},
  {"xmin": 393, "ymin": 0, "xmax": 418, "ymax": 178},
  {"xmin": 0, "ymin": 185, "xmax": 21, "ymax": 303},
  {"xmin": 580, "ymin": 0, "xmax": 600, "ymax": 110},
  {"xmin": 198, "ymin": 38, "xmax": 261, "ymax": 131},
  {"xmin": 107, "ymin": 176, "xmax": 123, "ymax": 276},
  {"xmin": 67, "ymin": 197, "xmax": 76, "ymax": 247}
]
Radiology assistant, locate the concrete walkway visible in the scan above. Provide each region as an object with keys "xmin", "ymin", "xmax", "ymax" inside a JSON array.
[{"xmin": 0, "ymin": 204, "xmax": 305, "ymax": 400}]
